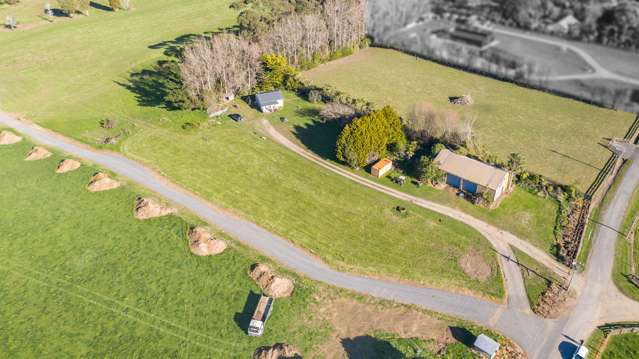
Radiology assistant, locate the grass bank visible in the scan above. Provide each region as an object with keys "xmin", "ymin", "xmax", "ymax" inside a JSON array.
[
  {"xmin": 301, "ymin": 47, "xmax": 634, "ymax": 191},
  {"xmin": 612, "ymin": 161, "xmax": 639, "ymax": 301},
  {"xmin": 511, "ymin": 247, "xmax": 562, "ymax": 308},
  {"xmin": 0, "ymin": 138, "xmax": 330, "ymax": 357},
  {"xmin": 275, "ymin": 91, "xmax": 559, "ymax": 255},
  {"xmin": 121, "ymin": 106, "xmax": 504, "ymax": 299}
]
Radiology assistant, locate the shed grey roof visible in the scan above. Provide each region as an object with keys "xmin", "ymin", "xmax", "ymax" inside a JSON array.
[
  {"xmin": 473, "ymin": 334, "xmax": 500, "ymax": 356},
  {"xmin": 434, "ymin": 149, "xmax": 509, "ymax": 191},
  {"xmin": 255, "ymin": 90, "xmax": 283, "ymax": 107}
]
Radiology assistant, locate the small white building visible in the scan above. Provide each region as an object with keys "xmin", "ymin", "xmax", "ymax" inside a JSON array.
[
  {"xmin": 434, "ymin": 149, "xmax": 512, "ymax": 204},
  {"xmin": 549, "ymin": 14, "xmax": 580, "ymax": 34},
  {"xmin": 473, "ymin": 334, "xmax": 500, "ymax": 358},
  {"xmin": 255, "ymin": 90, "xmax": 284, "ymax": 113}
]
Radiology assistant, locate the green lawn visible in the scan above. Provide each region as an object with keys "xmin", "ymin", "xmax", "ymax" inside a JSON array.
[
  {"xmin": 275, "ymin": 91, "xmax": 560, "ymax": 255},
  {"xmin": 0, "ymin": 139, "xmax": 331, "ymax": 357},
  {"xmin": 0, "ymin": 0, "xmax": 236, "ymax": 142},
  {"xmin": 613, "ymin": 161, "xmax": 639, "ymax": 301},
  {"xmin": 302, "ymin": 47, "xmax": 635, "ymax": 191},
  {"xmin": 511, "ymin": 247, "xmax": 562, "ymax": 308},
  {"xmin": 0, "ymin": 0, "xmax": 505, "ymax": 298},
  {"xmin": 121, "ymin": 105, "xmax": 504, "ymax": 298},
  {"xmin": 587, "ymin": 328, "xmax": 639, "ymax": 359},
  {"xmin": 601, "ymin": 333, "xmax": 639, "ymax": 359}
]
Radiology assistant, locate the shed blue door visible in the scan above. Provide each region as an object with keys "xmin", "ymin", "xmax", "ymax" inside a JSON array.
[
  {"xmin": 463, "ymin": 180, "xmax": 478, "ymax": 194},
  {"xmin": 446, "ymin": 174, "xmax": 461, "ymax": 189}
]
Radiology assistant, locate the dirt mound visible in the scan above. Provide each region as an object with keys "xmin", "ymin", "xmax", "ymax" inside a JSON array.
[
  {"xmin": 134, "ymin": 197, "xmax": 177, "ymax": 220},
  {"xmin": 24, "ymin": 146, "xmax": 52, "ymax": 161},
  {"xmin": 87, "ymin": 172, "xmax": 121, "ymax": 192},
  {"xmin": 450, "ymin": 95, "xmax": 474, "ymax": 106},
  {"xmin": 459, "ymin": 252, "xmax": 492, "ymax": 282},
  {"xmin": 187, "ymin": 227, "xmax": 227, "ymax": 256},
  {"xmin": 533, "ymin": 282, "xmax": 568, "ymax": 318},
  {"xmin": 249, "ymin": 263, "xmax": 294, "ymax": 298},
  {"xmin": 56, "ymin": 159, "xmax": 81, "ymax": 173},
  {"xmin": 0, "ymin": 130, "xmax": 22, "ymax": 145},
  {"xmin": 315, "ymin": 298, "xmax": 453, "ymax": 358},
  {"xmin": 253, "ymin": 343, "xmax": 301, "ymax": 359}
]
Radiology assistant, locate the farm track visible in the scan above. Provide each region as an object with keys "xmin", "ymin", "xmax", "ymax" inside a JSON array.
[
  {"xmin": 4, "ymin": 112, "xmax": 639, "ymax": 359},
  {"xmin": 261, "ymin": 119, "xmax": 570, "ymax": 281}
]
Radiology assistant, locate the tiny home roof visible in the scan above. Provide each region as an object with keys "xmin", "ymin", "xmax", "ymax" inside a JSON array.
[
  {"xmin": 434, "ymin": 149, "xmax": 508, "ymax": 191},
  {"xmin": 372, "ymin": 158, "xmax": 392, "ymax": 170},
  {"xmin": 255, "ymin": 90, "xmax": 284, "ymax": 106},
  {"xmin": 451, "ymin": 26, "xmax": 494, "ymax": 44},
  {"xmin": 473, "ymin": 334, "xmax": 500, "ymax": 356}
]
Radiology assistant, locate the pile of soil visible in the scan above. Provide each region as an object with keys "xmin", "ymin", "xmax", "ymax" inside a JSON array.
[
  {"xmin": 315, "ymin": 298, "xmax": 454, "ymax": 358},
  {"xmin": 187, "ymin": 227, "xmax": 227, "ymax": 256},
  {"xmin": 87, "ymin": 172, "xmax": 121, "ymax": 192},
  {"xmin": 533, "ymin": 282, "xmax": 567, "ymax": 318},
  {"xmin": 24, "ymin": 146, "xmax": 52, "ymax": 161},
  {"xmin": 0, "ymin": 130, "xmax": 22, "ymax": 145},
  {"xmin": 249, "ymin": 263, "xmax": 294, "ymax": 298},
  {"xmin": 450, "ymin": 95, "xmax": 474, "ymax": 106},
  {"xmin": 56, "ymin": 159, "xmax": 81, "ymax": 174},
  {"xmin": 459, "ymin": 252, "xmax": 492, "ymax": 282},
  {"xmin": 253, "ymin": 343, "xmax": 301, "ymax": 359},
  {"xmin": 134, "ymin": 197, "xmax": 177, "ymax": 220}
]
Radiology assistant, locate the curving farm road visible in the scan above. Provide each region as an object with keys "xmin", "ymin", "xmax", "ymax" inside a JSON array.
[
  {"xmin": 482, "ymin": 26, "xmax": 639, "ymax": 87},
  {"xmin": 3, "ymin": 111, "xmax": 639, "ymax": 359}
]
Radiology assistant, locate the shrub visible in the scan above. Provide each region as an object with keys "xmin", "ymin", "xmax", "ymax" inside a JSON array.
[
  {"xmin": 336, "ymin": 106, "xmax": 406, "ymax": 168},
  {"xmin": 308, "ymin": 89, "xmax": 323, "ymax": 103},
  {"xmin": 257, "ymin": 54, "xmax": 298, "ymax": 92}
]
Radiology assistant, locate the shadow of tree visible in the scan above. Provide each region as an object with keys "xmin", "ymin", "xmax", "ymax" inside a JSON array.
[
  {"xmin": 449, "ymin": 327, "xmax": 476, "ymax": 347},
  {"xmin": 89, "ymin": 1, "xmax": 112, "ymax": 12},
  {"xmin": 291, "ymin": 120, "xmax": 342, "ymax": 160},
  {"xmin": 341, "ymin": 335, "xmax": 404, "ymax": 359},
  {"xmin": 233, "ymin": 290, "xmax": 262, "ymax": 333},
  {"xmin": 148, "ymin": 27, "xmax": 239, "ymax": 57}
]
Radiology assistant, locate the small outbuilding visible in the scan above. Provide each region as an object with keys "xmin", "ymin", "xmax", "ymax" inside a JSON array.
[
  {"xmin": 371, "ymin": 158, "xmax": 393, "ymax": 178},
  {"xmin": 449, "ymin": 26, "xmax": 496, "ymax": 49},
  {"xmin": 473, "ymin": 334, "xmax": 500, "ymax": 358},
  {"xmin": 255, "ymin": 90, "xmax": 284, "ymax": 113},
  {"xmin": 434, "ymin": 149, "xmax": 512, "ymax": 204},
  {"xmin": 549, "ymin": 14, "xmax": 580, "ymax": 34}
]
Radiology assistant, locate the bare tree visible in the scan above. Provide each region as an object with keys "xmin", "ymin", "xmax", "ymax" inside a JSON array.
[
  {"xmin": 181, "ymin": 34, "xmax": 261, "ymax": 107},
  {"xmin": 320, "ymin": 102, "xmax": 356, "ymax": 124},
  {"xmin": 406, "ymin": 102, "xmax": 474, "ymax": 146}
]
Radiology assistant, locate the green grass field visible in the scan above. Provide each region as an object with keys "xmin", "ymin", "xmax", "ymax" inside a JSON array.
[
  {"xmin": 601, "ymin": 333, "xmax": 639, "ymax": 359},
  {"xmin": 0, "ymin": 137, "xmax": 507, "ymax": 357},
  {"xmin": 275, "ymin": 92, "xmax": 560, "ymax": 255},
  {"xmin": 587, "ymin": 329, "xmax": 639, "ymax": 359},
  {"xmin": 511, "ymin": 247, "xmax": 562, "ymax": 308},
  {"xmin": 0, "ymin": 138, "xmax": 331, "ymax": 357},
  {"xmin": 302, "ymin": 47, "xmax": 635, "ymax": 191},
  {"xmin": 0, "ymin": 0, "xmax": 504, "ymax": 298},
  {"xmin": 121, "ymin": 106, "xmax": 504, "ymax": 298},
  {"xmin": 612, "ymin": 161, "xmax": 639, "ymax": 301},
  {"xmin": 0, "ymin": 0, "xmax": 236, "ymax": 141}
]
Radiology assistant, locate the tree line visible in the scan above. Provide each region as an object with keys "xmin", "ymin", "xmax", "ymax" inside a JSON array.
[{"xmin": 179, "ymin": 0, "xmax": 367, "ymax": 109}]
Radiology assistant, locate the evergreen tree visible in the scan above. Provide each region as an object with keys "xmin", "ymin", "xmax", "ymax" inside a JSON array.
[{"xmin": 336, "ymin": 106, "xmax": 406, "ymax": 168}]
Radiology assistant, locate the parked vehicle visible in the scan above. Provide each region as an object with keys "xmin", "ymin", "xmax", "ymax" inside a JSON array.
[
  {"xmin": 229, "ymin": 113, "xmax": 243, "ymax": 122},
  {"xmin": 572, "ymin": 341, "xmax": 589, "ymax": 359},
  {"xmin": 248, "ymin": 295, "xmax": 274, "ymax": 337}
]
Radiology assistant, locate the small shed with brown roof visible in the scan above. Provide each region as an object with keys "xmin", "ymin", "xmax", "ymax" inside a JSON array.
[
  {"xmin": 434, "ymin": 149, "xmax": 512, "ymax": 203},
  {"xmin": 371, "ymin": 158, "xmax": 393, "ymax": 178}
]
